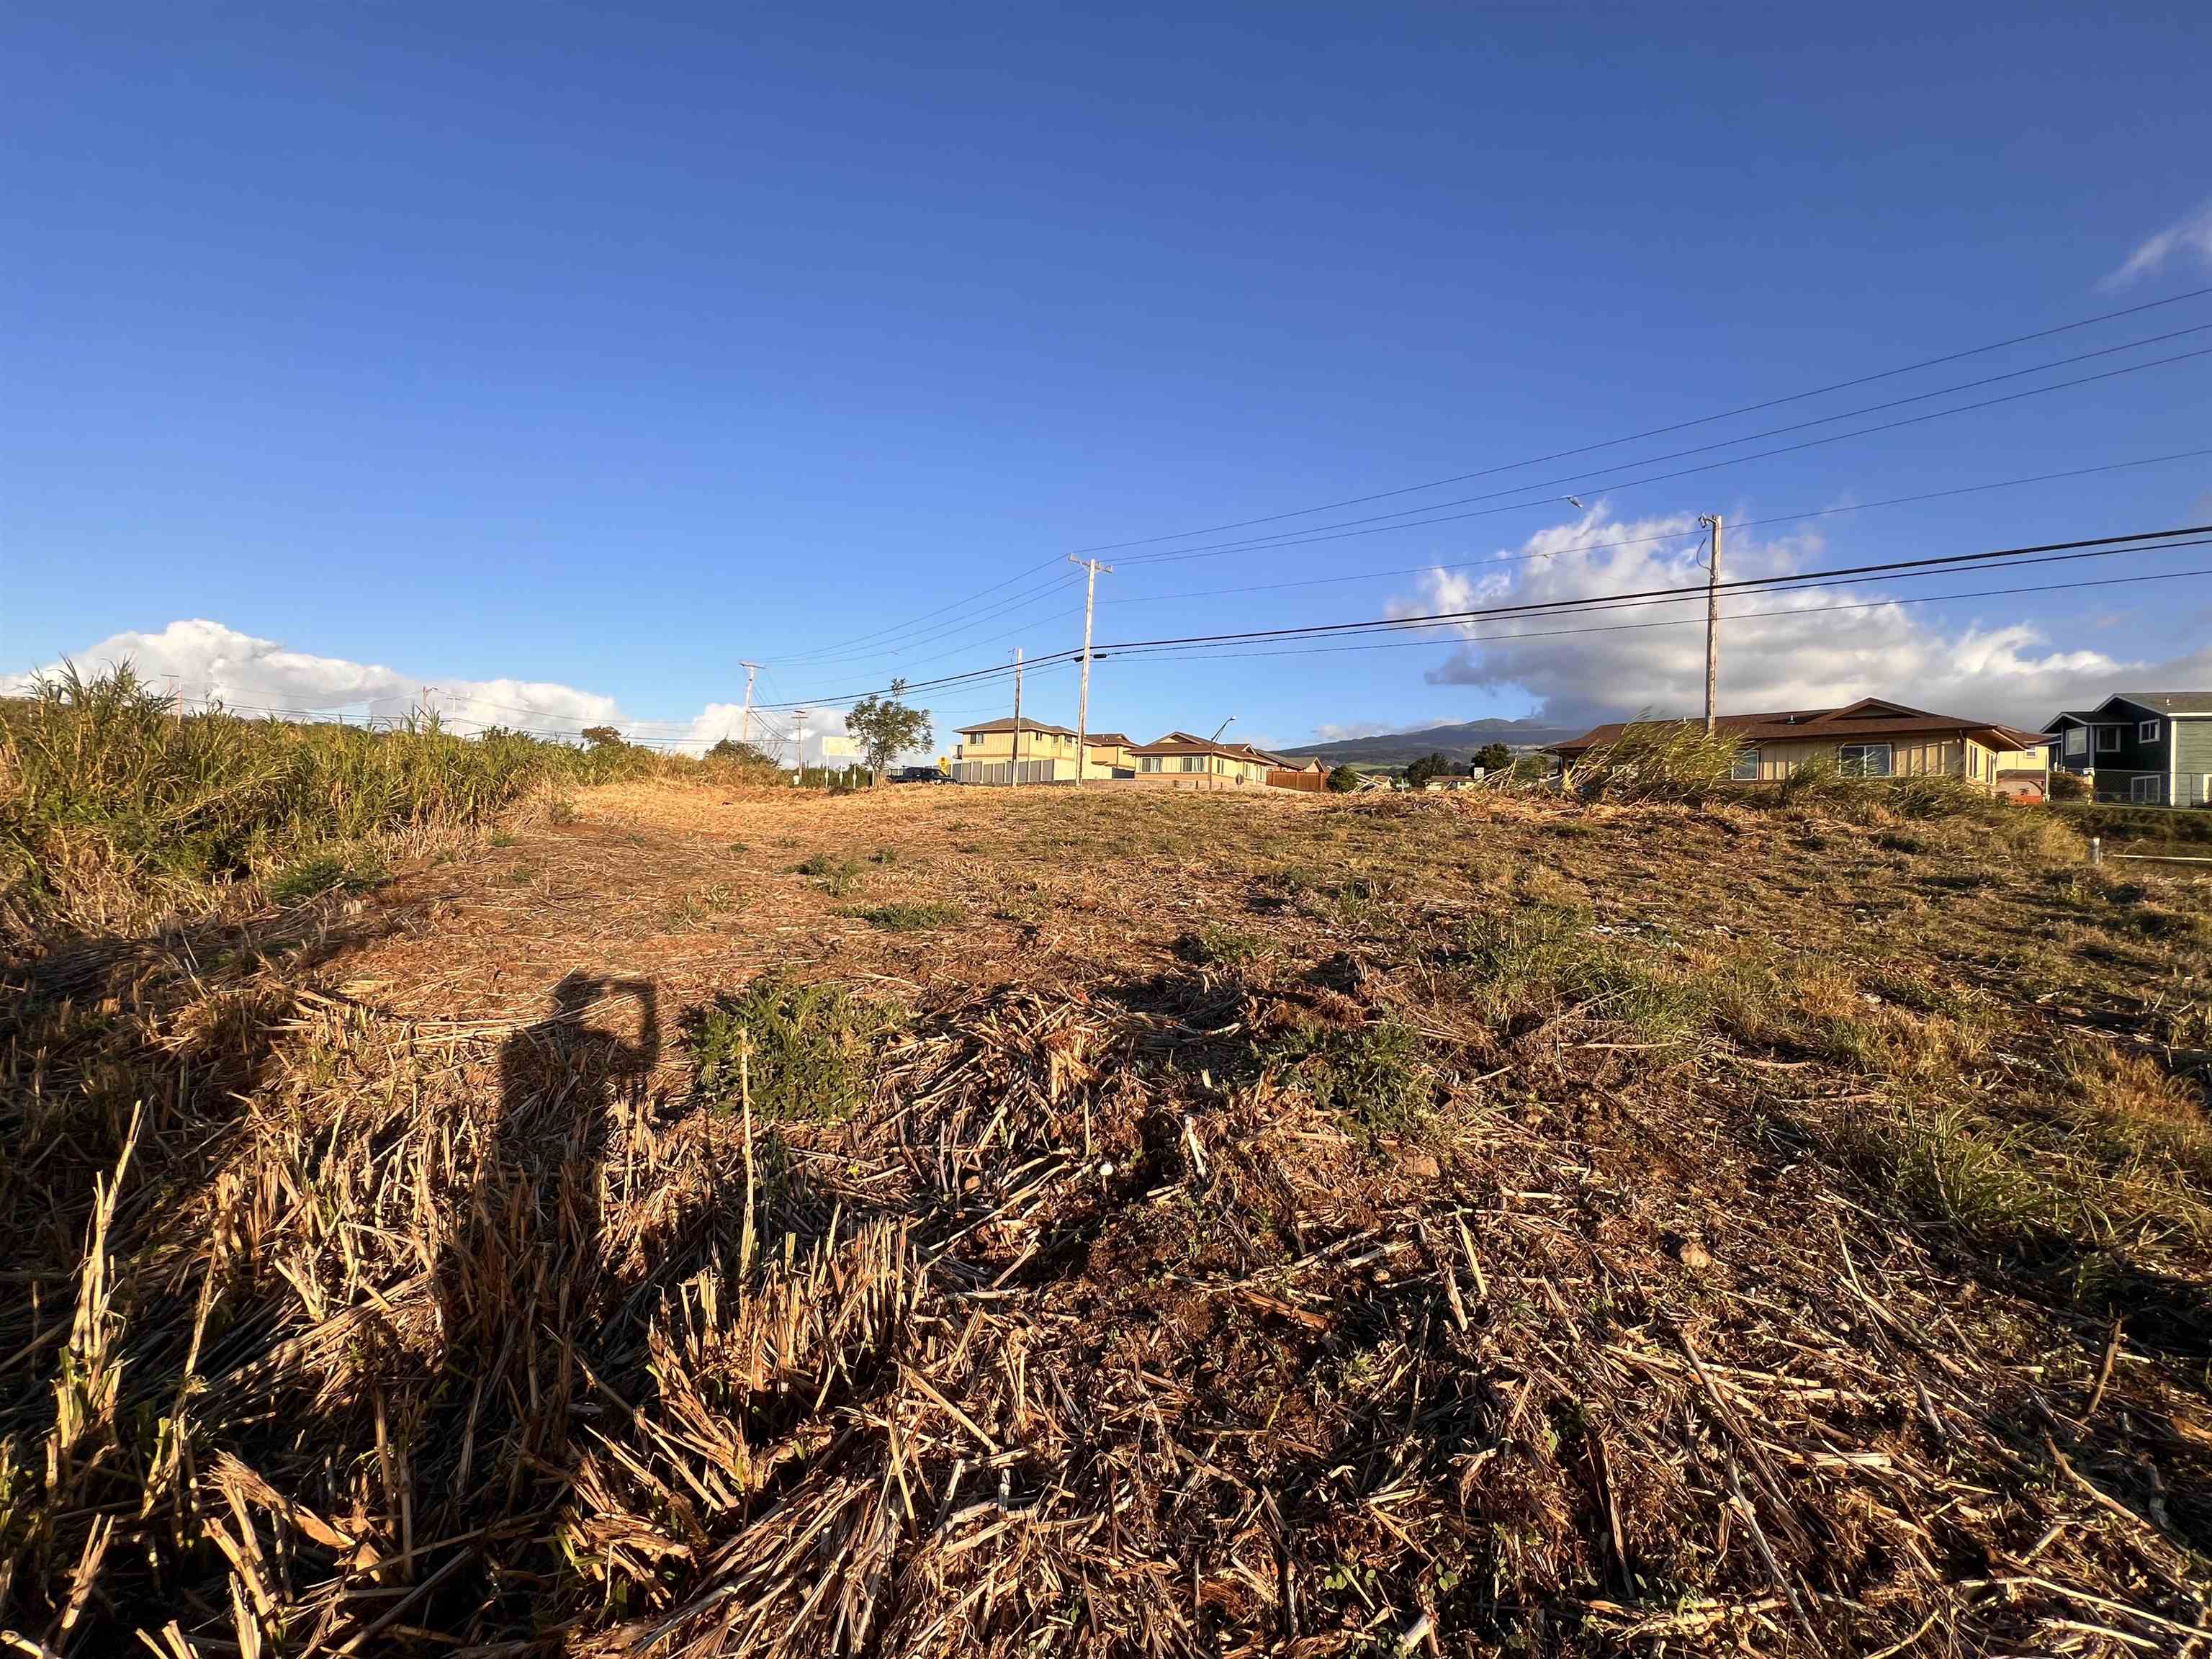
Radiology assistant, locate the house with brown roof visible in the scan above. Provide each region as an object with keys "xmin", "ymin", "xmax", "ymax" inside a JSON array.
[
  {"xmin": 1551, "ymin": 698, "xmax": 2044, "ymax": 791},
  {"xmin": 1128, "ymin": 732, "xmax": 1320, "ymax": 788}
]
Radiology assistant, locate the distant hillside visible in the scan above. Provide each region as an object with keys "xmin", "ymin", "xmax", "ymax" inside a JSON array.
[{"xmin": 1292, "ymin": 717, "xmax": 1581, "ymax": 768}]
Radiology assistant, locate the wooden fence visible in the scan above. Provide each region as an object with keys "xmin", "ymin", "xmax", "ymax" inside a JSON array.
[{"xmin": 1268, "ymin": 769, "xmax": 1330, "ymax": 792}]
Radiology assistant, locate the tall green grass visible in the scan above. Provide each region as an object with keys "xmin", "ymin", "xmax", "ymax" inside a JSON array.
[
  {"xmin": 0, "ymin": 664, "xmax": 767, "ymax": 939},
  {"xmin": 1563, "ymin": 720, "xmax": 1747, "ymax": 803}
]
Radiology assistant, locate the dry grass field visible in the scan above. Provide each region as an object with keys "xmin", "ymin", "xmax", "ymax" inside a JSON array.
[{"xmin": 6, "ymin": 778, "xmax": 2212, "ymax": 1655}]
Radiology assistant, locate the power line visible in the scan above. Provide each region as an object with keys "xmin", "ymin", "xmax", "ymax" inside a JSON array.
[
  {"xmin": 764, "ymin": 569, "xmax": 1086, "ymax": 669},
  {"xmin": 1107, "ymin": 534, "xmax": 2212, "ymax": 662},
  {"xmin": 1093, "ymin": 446, "xmax": 2212, "ymax": 609},
  {"xmin": 1084, "ymin": 523, "xmax": 2212, "ymax": 655},
  {"xmin": 755, "ymin": 556, "xmax": 1071, "ymax": 667},
  {"xmin": 1094, "ymin": 556, "xmax": 2212, "ymax": 669},
  {"xmin": 737, "ymin": 288, "xmax": 2212, "ymax": 678},
  {"xmin": 1114, "ymin": 338, "xmax": 2212, "ymax": 567},
  {"xmin": 1076, "ymin": 283, "xmax": 2212, "ymax": 554},
  {"xmin": 742, "ymin": 522, "xmax": 2210, "ymax": 710}
]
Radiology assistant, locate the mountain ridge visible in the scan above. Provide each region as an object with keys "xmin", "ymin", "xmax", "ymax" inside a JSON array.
[{"xmin": 1286, "ymin": 716, "xmax": 1582, "ymax": 767}]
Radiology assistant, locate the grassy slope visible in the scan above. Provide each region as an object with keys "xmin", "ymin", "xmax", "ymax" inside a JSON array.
[{"xmin": 4, "ymin": 779, "xmax": 2211, "ymax": 1655}]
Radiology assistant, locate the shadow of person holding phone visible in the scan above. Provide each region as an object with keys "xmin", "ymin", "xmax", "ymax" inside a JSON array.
[{"xmin": 430, "ymin": 970, "xmax": 657, "ymax": 1627}]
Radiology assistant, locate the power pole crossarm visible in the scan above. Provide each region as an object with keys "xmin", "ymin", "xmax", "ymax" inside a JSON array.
[
  {"xmin": 1699, "ymin": 516, "xmax": 1722, "ymax": 733},
  {"xmin": 1067, "ymin": 555, "xmax": 1113, "ymax": 786}
]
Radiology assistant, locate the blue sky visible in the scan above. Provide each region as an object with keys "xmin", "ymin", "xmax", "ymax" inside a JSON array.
[{"xmin": 5, "ymin": 2, "xmax": 2211, "ymax": 755}]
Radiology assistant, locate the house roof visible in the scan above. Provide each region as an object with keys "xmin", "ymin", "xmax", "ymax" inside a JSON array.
[
  {"xmin": 1552, "ymin": 698, "xmax": 2042, "ymax": 756},
  {"xmin": 1130, "ymin": 734, "xmax": 1272, "ymax": 760},
  {"xmin": 1082, "ymin": 731, "xmax": 1134, "ymax": 747},
  {"xmin": 2108, "ymin": 691, "xmax": 2212, "ymax": 716},
  {"xmin": 954, "ymin": 716, "xmax": 1079, "ymax": 739}
]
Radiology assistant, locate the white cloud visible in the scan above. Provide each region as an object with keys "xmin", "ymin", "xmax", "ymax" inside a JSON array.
[
  {"xmin": 2100, "ymin": 199, "xmax": 2212, "ymax": 289},
  {"xmin": 4, "ymin": 619, "xmax": 917, "ymax": 767},
  {"xmin": 1406, "ymin": 505, "xmax": 2153, "ymax": 730},
  {"xmin": 4, "ymin": 619, "xmax": 626, "ymax": 737},
  {"xmin": 1308, "ymin": 716, "xmax": 1455, "ymax": 744}
]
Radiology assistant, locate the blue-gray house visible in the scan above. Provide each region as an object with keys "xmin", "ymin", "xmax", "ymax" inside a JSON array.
[{"xmin": 2046, "ymin": 692, "xmax": 2212, "ymax": 806}]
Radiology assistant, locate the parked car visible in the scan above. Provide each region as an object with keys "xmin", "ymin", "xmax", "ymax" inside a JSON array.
[{"xmin": 893, "ymin": 765, "xmax": 952, "ymax": 783}]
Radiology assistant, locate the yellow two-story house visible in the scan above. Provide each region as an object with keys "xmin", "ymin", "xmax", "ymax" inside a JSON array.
[{"xmin": 950, "ymin": 719, "xmax": 1141, "ymax": 783}]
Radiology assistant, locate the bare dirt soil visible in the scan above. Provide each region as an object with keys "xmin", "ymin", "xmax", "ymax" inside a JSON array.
[{"xmin": 6, "ymin": 781, "xmax": 2211, "ymax": 1656}]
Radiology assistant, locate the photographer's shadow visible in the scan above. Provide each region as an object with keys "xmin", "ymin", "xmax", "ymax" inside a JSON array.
[{"xmin": 433, "ymin": 971, "xmax": 657, "ymax": 1529}]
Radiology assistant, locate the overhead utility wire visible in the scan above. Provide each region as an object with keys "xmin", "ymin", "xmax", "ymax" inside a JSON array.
[
  {"xmin": 747, "ymin": 523, "xmax": 2208, "ymax": 709},
  {"xmin": 751, "ymin": 287, "xmax": 2212, "ymax": 670},
  {"xmin": 1106, "ymin": 534, "xmax": 2212, "ymax": 660},
  {"xmin": 1089, "ymin": 524, "xmax": 2212, "ymax": 653},
  {"xmin": 1104, "ymin": 556, "xmax": 2212, "ymax": 667},
  {"xmin": 763, "ymin": 573, "xmax": 1086, "ymax": 670},
  {"xmin": 1076, "ymin": 282, "xmax": 2212, "ymax": 553},
  {"xmin": 761, "ymin": 554, "xmax": 1071, "ymax": 665},
  {"xmin": 1114, "ymin": 338, "xmax": 2212, "ymax": 567},
  {"xmin": 1096, "ymin": 446, "xmax": 2212, "ymax": 608}
]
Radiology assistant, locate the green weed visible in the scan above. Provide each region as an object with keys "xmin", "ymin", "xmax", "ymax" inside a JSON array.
[{"xmin": 689, "ymin": 973, "xmax": 891, "ymax": 1123}]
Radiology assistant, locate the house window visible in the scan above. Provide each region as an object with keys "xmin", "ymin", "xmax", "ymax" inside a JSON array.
[
  {"xmin": 1838, "ymin": 743, "xmax": 1893, "ymax": 778},
  {"xmin": 2140, "ymin": 719, "xmax": 2162, "ymax": 742},
  {"xmin": 1138, "ymin": 756, "xmax": 1161, "ymax": 773},
  {"xmin": 2096, "ymin": 727, "xmax": 2121, "ymax": 753},
  {"xmin": 2064, "ymin": 727, "xmax": 2087, "ymax": 758},
  {"xmin": 2131, "ymin": 775, "xmax": 2163, "ymax": 804},
  {"xmin": 1730, "ymin": 749, "xmax": 1760, "ymax": 781}
]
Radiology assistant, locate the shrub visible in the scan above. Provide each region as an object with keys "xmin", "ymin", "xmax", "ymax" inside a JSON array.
[
  {"xmin": 1326, "ymin": 765, "xmax": 1362, "ymax": 793},
  {"xmin": 1269, "ymin": 1017, "xmax": 1431, "ymax": 1139},
  {"xmin": 1174, "ymin": 922, "xmax": 1267, "ymax": 966},
  {"xmin": 689, "ymin": 972, "xmax": 889, "ymax": 1123},
  {"xmin": 795, "ymin": 853, "xmax": 862, "ymax": 895},
  {"xmin": 266, "ymin": 849, "xmax": 385, "ymax": 906},
  {"xmin": 848, "ymin": 901, "xmax": 962, "ymax": 932},
  {"xmin": 2049, "ymin": 770, "xmax": 2090, "ymax": 801}
]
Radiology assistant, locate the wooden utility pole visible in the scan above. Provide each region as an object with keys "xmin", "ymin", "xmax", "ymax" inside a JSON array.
[
  {"xmin": 1067, "ymin": 556, "xmax": 1113, "ymax": 786},
  {"xmin": 1699, "ymin": 516, "xmax": 1722, "ymax": 732},
  {"xmin": 793, "ymin": 709, "xmax": 807, "ymax": 778},
  {"xmin": 1009, "ymin": 648, "xmax": 1025, "ymax": 788},
  {"xmin": 738, "ymin": 661, "xmax": 760, "ymax": 748}
]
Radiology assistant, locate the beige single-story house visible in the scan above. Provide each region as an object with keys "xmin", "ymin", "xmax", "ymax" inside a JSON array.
[{"xmin": 1552, "ymin": 698, "xmax": 2045, "ymax": 789}]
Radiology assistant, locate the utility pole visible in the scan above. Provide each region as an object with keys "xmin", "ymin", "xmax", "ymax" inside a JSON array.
[
  {"xmin": 738, "ymin": 661, "xmax": 760, "ymax": 749},
  {"xmin": 793, "ymin": 709, "xmax": 807, "ymax": 779},
  {"xmin": 1009, "ymin": 648, "xmax": 1024, "ymax": 788},
  {"xmin": 420, "ymin": 685, "xmax": 439, "ymax": 729},
  {"xmin": 1067, "ymin": 555, "xmax": 1113, "ymax": 786},
  {"xmin": 1698, "ymin": 515, "xmax": 1722, "ymax": 732}
]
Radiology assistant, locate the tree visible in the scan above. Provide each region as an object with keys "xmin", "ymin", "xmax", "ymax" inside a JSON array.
[
  {"xmin": 1326, "ymin": 764, "xmax": 1362, "ymax": 793},
  {"xmin": 1474, "ymin": 742, "xmax": 1513, "ymax": 774},
  {"xmin": 845, "ymin": 680, "xmax": 932, "ymax": 783},
  {"xmin": 1404, "ymin": 751, "xmax": 1453, "ymax": 790},
  {"xmin": 581, "ymin": 726, "xmax": 623, "ymax": 750},
  {"xmin": 708, "ymin": 737, "xmax": 777, "ymax": 775}
]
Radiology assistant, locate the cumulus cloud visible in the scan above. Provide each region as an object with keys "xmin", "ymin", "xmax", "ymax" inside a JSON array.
[
  {"xmin": 2100, "ymin": 198, "xmax": 2212, "ymax": 289},
  {"xmin": 1405, "ymin": 505, "xmax": 2154, "ymax": 731},
  {"xmin": 8, "ymin": 619, "xmax": 650, "ymax": 746},
  {"xmin": 2, "ymin": 618, "xmax": 911, "ymax": 766}
]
